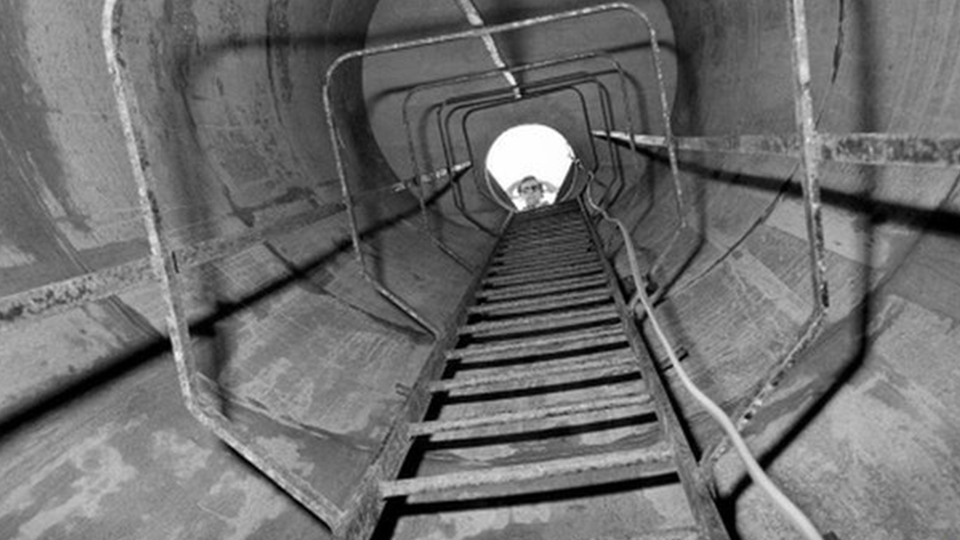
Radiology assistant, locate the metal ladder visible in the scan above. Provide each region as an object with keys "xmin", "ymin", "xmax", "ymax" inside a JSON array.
[{"xmin": 379, "ymin": 199, "xmax": 730, "ymax": 539}]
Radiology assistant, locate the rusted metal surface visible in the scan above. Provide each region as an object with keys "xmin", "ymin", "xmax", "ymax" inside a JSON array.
[
  {"xmin": 0, "ymin": 199, "xmax": 346, "ymax": 330},
  {"xmin": 822, "ymin": 133, "xmax": 960, "ymax": 167},
  {"xmin": 598, "ymin": 132, "xmax": 800, "ymax": 157},
  {"xmin": 491, "ymin": 247, "xmax": 597, "ymax": 268},
  {"xmin": 175, "ymin": 202, "xmax": 344, "ymax": 267},
  {"xmin": 401, "ymin": 51, "xmax": 639, "ymax": 191},
  {"xmin": 500, "ymin": 236, "xmax": 592, "ymax": 252},
  {"xmin": 337, "ymin": 207, "xmax": 508, "ymax": 540},
  {"xmin": 386, "ymin": 4, "xmax": 664, "ymax": 216},
  {"xmin": 601, "ymin": 130, "xmax": 960, "ymax": 169},
  {"xmin": 447, "ymin": 325, "xmax": 625, "ymax": 361},
  {"xmin": 483, "ymin": 261, "xmax": 602, "ymax": 286},
  {"xmin": 497, "ymin": 236, "xmax": 593, "ymax": 252},
  {"xmin": 374, "ymin": 198, "xmax": 719, "ymax": 537},
  {"xmin": 503, "ymin": 221, "xmax": 592, "ymax": 236},
  {"xmin": 429, "ymin": 351, "xmax": 637, "ymax": 392},
  {"xmin": 462, "ymin": 304, "xmax": 619, "ymax": 336},
  {"xmin": 490, "ymin": 256, "xmax": 599, "ymax": 278},
  {"xmin": 494, "ymin": 238, "xmax": 593, "ymax": 257},
  {"xmin": 700, "ymin": 0, "xmax": 832, "ymax": 494},
  {"xmin": 325, "ymin": 4, "xmax": 665, "ymax": 275},
  {"xmin": 700, "ymin": 307, "xmax": 828, "ymax": 473},
  {"xmin": 103, "ymin": 0, "xmax": 350, "ymax": 533},
  {"xmin": 594, "ymin": 529, "xmax": 701, "ymax": 540},
  {"xmin": 494, "ymin": 237, "xmax": 594, "ymax": 255},
  {"xmin": 408, "ymin": 392, "xmax": 652, "ymax": 436},
  {"xmin": 477, "ymin": 274, "xmax": 607, "ymax": 301},
  {"xmin": 504, "ymin": 224, "xmax": 587, "ymax": 239},
  {"xmin": 469, "ymin": 288, "xmax": 612, "ymax": 316},
  {"xmin": 380, "ymin": 443, "xmax": 676, "ymax": 498},
  {"xmin": 354, "ymin": 162, "xmax": 471, "ymax": 200},
  {"xmin": 441, "ymin": 70, "xmax": 631, "ymax": 212},
  {"xmin": 579, "ymin": 194, "xmax": 733, "ymax": 540},
  {"xmin": 489, "ymin": 253, "xmax": 599, "ymax": 275},
  {"xmin": 493, "ymin": 244, "xmax": 593, "ymax": 262},
  {"xmin": 494, "ymin": 245, "xmax": 597, "ymax": 264},
  {"xmin": 0, "ymin": 258, "xmax": 153, "ymax": 329}
]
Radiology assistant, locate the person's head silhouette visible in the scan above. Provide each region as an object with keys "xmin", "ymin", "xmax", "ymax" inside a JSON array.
[{"xmin": 517, "ymin": 176, "xmax": 545, "ymax": 209}]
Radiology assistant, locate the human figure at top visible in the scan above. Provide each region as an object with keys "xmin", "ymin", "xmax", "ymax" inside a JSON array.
[{"xmin": 507, "ymin": 176, "xmax": 558, "ymax": 210}]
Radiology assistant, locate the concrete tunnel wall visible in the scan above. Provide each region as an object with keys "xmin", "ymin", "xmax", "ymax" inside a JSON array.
[{"xmin": 1, "ymin": 0, "xmax": 959, "ymax": 539}]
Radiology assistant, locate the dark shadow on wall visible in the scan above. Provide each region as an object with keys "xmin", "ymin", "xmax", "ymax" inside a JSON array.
[
  {"xmin": 608, "ymin": 2, "xmax": 960, "ymax": 535},
  {"xmin": 716, "ymin": 1, "xmax": 894, "ymax": 536},
  {"xmin": 0, "ymin": 196, "xmax": 438, "ymax": 446}
]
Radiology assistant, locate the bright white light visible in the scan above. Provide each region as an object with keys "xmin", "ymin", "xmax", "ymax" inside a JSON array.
[{"xmin": 485, "ymin": 124, "xmax": 574, "ymax": 210}]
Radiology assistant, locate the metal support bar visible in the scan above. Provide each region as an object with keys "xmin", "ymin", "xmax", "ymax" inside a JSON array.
[
  {"xmin": 402, "ymin": 51, "xmax": 642, "ymax": 222},
  {"xmin": 0, "ymin": 161, "xmax": 456, "ymax": 330},
  {"xmin": 449, "ymin": 0, "xmax": 520, "ymax": 96},
  {"xmin": 700, "ymin": 0, "xmax": 832, "ymax": 503},
  {"xmin": 325, "ymin": 2, "xmax": 675, "ymax": 314},
  {"xmin": 380, "ymin": 443, "xmax": 675, "ymax": 498},
  {"xmin": 408, "ymin": 392, "xmax": 651, "ymax": 436},
  {"xmin": 600, "ymin": 131, "xmax": 960, "ymax": 169},
  {"xmin": 452, "ymin": 73, "xmax": 623, "ymax": 212}
]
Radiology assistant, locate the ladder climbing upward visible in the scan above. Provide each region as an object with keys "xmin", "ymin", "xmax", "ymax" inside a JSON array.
[{"xmin": 379, "ymin": 199, "xmax": 731, "ymax": 539}]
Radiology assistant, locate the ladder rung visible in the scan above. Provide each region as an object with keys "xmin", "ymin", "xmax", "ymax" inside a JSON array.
[
  {"xmin": 408, "ymin": 393, "xmax": 653, "ymax": 436},
  {"xmin": 460, "ymin": 305, "xmax": 619, "ymax": 336},
  {"xmin": 484, "ymin": 262, "xmax": 602, "ymax": 286},
  {"xmin": 380, "ymin": 443, "xmax": 675, "ymax": 497},
  {"xmin": 478, "ymin": 274, "xmax": 608, "ymax": 301},
  {"xmin": 493, "ymin": 245, "xmax": 595, "ymax": 265},
  {"xmin": 589, "ymin": 528, "xmax": 701, "ymax": 540},
  {"xmin": 489, "ymin": 253, "xmax": 599, "ymax": 275},
  {"xmin": 497, "ymin": 236, "xmax": 592, "ymax": 253},
  {"xmin": 469, "ymin": 288, "xmax": 612, "ymax": 316},
  {"xmin": 447, "ymin": 326, "xmax": 625, "ymax": 362},
  {"xmin": 512, "ymin": 205, "xmax": 579, "ymax": 221},
  {"xmin": 430, "ymin": 351, "xmax": 638, "ymax": 392},
  {"xmin": 502, "ymin": 226, "xmax": 587, "ymax": 242},
  {"xmin": 492, "ymin": 245, "xmax": 596, "ymax": 267}
]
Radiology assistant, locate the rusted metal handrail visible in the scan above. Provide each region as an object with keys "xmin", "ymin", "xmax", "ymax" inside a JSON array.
[
  {"xmin": 582, "ymin": 164, "xmax": 824, "ymax": 540},
  {"xmin": 697, "ymin": 0, "xmax": 833, "ymax": 482},
  {"xmin": 101, "ymin": 0, "xmax": 350, "ymax": 532}
]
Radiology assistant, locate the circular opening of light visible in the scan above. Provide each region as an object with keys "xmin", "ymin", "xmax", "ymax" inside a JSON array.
[{"xmin": 485, "ymin": 124, "xmax": 574, "ymax": 211}]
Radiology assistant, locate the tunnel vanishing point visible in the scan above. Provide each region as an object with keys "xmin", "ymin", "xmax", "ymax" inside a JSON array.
[{"xmin": 2, "ymin": 0, "xmax": 960, "ymax": 539}]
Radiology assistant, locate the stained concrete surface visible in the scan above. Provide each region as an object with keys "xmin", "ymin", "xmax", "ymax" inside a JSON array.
[{"xmin": 2, "ymin": 0, "xmax": 960, "ymax": 538}]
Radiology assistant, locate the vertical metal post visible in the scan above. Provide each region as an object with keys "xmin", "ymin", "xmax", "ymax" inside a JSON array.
[
  {"xmin": 787, "ymin": 0, "xmax": 830, "ymax": 310},
  {"xmin": 699, "ymin": 0, "xmax": 833, "ymax": 487},
  {"xmin": 324, "ymin": 82, "xmax": 442, "ymax": 338}
]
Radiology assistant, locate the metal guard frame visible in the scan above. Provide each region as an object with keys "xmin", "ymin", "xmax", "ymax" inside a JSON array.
[
  {"xmin": 436, "ymin": 77, "xmax": 603, "ymax": 207},
  {"xmin": 323, "ymin": 2, "xmax": 679, "ymax": 347},
  {"xmin": 450, "ymin": 75, "xmax": 620, "ymax": 212},
  {"xmin": 101, "ymin": 0, "xmax": 350, "ymax": 531},
  {"xmin": 401, "ymin": 50, "xmax": 643, "ymax": 236}
]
